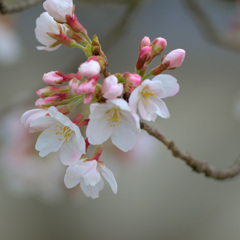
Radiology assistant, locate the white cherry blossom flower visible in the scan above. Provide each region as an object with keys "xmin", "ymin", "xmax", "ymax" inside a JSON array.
[
  {"xmin": 43, "ymin": 0, "xmax": 73, "ymax": 23},
  {"xmin": 78, "ymin": 60, "xmax": 101, "ymax": 78},
  {"xmin": 64, "ymin": 159, "xmax": 117, "ymax": 199},
  {"xmin": 86, "ymin": 99, "xmax": 141, "ymax": 152},
  {"xmin": 129, "ymin": 74, "xmax": 179, "ymax": 121},
  {"xmin": 30, "ymin": 106, "xmax": 85, "ymax": 165},
  {"xmin": 35, "ymin": 12, "xmax": 62, "ymax": 51},
  {"xmin": 102, "ymin": 75, "xmax": 123, "ymax": 100}
]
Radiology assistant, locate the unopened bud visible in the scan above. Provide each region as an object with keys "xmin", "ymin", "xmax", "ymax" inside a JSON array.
[
  {"xmin": 139, "ymin": 36, "xmax": 151, "ymax": 50},
  {"xmin": 36, "ymin": 85, "xmax": 70, "ymax": 98},
  {"xmin": 35, "ymin": 93, "xmax": 73, "ymax": 107},
  {"xmin": 162, "ymin": 49, "xmax": 185, "ymax": 69},
  {"xmin": 69, "ymin": 78, "xmax": 81, "ymax": 94},
  {"xmin": 102, "ymin": 75, "xmax": 123, "ymax": 100},
  {"xmin": 78, "ymin": 79, "xmax": 96, "ymax": 94},
  {"xmin": 123, "ymin": 72, "xmax": 142, "ymax": 87},
  {"xmin": 78, "ymin": 59, "xmax": 101, "ymax": 77},
  {"xmin": 66, "ymin": 29, "xmax": 88, "ymax": 45},
  {"xmin": 43, "ymin": 71, "xmax": 63, "ymax": 85},
  {"xmin": 66, "ymin": 14, "xmax": 87, "ymax": 35},
  {"xmin": 151, "ymin": 37, "xmax": 167, "ymax": 56},
  {"xmin": 136, "ymin": 46, "xmax": 152, "ymax": 70}
]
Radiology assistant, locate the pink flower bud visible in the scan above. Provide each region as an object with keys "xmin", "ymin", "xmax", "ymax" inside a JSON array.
[
  {"xmin": 83, "ymin": 94, "xmax": 93, "ymax": 104},
  {"xmin": 36, "ymin": 88, "xmax": 49, "ymax": 97},
  {"xmin": 123, "ymin": 73, "xmax": 142, "ymax": 87},
  {"xmin": 69, "ymin": 78, "xmax": 81, "ymax": 94},
  {"xmin": 43, "ymin": 71, "xmax": 63, "ymax": 85},
  {"xmin": 78, "ymin": 79, "xmax": 96, "ymax": 95},
  {"xmin": 35, "ymin": 93, "xmax": 72, "ymax": 107},
  {"xmin": 35, "ymin": 98, "xmax": 47, "ymax": 107},
  {"xmin": 37, "ymin": 85, "xmax": 70, "ymax": 98},
  {"xmin": 139, "ymin": 46, "xmax": 152, "ymax": 61},
  {"xmin": 102, "ymin": 75, "xmax": 123, "ymax": 100},
  {"xmin": 66, "ymin": 14, "xmax": 87, "ymax": 34},
  {"xmin": 139, "ymin": 36, "xmax": 151, "ymax": 50},
  {"xmin": 21, "ymin": 109, "xmax": 48, "ymax": 133},
  {"xmin": 162, "ymin": 49, "xmax": 186, "ymax": 69},
  {"xmin": 151, "ymin": 37, "xmax": 167, "ymax": 56},
  {"xmin": 43, "ymin": 0, "xmax": 73, "ymax": 23},
  {"xmin": 136, "ymin": 46, "xmax": 152, "ymax": 70},
  {"xmin": 78, "ymin": 60, "xmax": 101, "ymax": 78}
]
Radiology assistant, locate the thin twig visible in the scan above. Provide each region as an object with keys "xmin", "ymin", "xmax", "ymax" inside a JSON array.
[
  {"xmin": 141, "ymin": 121, "xmax": 240, "ymax": 180},
  {"xmin": 0, "ymin": 0, "xmax": 44, "ymax": 14},
  {"xmin": 183, "ymin": 0, "xmax": 240, "ymax": 53}
]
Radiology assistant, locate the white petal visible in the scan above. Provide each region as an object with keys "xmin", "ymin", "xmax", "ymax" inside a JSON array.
[
  {"xmin": 60, "ymin": 134, "xmax": 85, "ymax": 165},
  {"xmin": 121, "ymin": 110, "xmax": 140, "ymax": 132},
  {"xmin": 64, "ymin": 172, "xmax": 80, "ymax": 188},
  {"xmin": 35, "ymin": 12, "xmax": 60, "ymax": 49},
  {"xmin": 21, "ymin": 109, "xmax": 48, "ymax": 132},
  {"xmin": 43, "ymin": 0, "xmax": 73, "ymax": 22},
  {"xmin": 35, "ymin": 125, "xmax": 63, "ymax": 157},
  {"xmin": 80, "ymin": 179, "xmax": 104, "ymax": 199},
  {"xmin": 81, "ymin": 161, "xmax": 101, "ymax": 186},
  {"xmin": 30, "ymin": 116, "xmax": 57, "ymax": 131},
  {"xmin": 65, "ymin": 163, "xmax": 84, "ymax": 179},
  {"xmin": 151, "ymin": 97, "xmax": 170, "ymax": 119},
  {"xmin": 89, "ymin": 103, "xmax": 110, "ymax": 119},
  {"xmin": 100, "ymin": 164, "xmax": 118, "ymax": 194},
  {"xmin": 151, "ymin": 74, "xmax": 179, "ymax": 98},
  {"xmin": 108, "ymin": 99, "xmax": 131, "ymax": 112},
  {"xmin": 128, "ymin": 85, "xmax": 141, "ymax": 112},
  {"xmin": 86, "ymin": 118, "xmax": 112, "ymax": 145},
  {"xmin": 111, "ymin": 120, "xmax": 138, "ymax": 152},
  {"xmin": 48, "ymin": 106, "xmax": 73, "ymax": 128}
]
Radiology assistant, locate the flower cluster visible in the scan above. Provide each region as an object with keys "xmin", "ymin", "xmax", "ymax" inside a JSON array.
[{"xmin": 21, "ymin": 0, "xmax": 185, "ymax": 199}]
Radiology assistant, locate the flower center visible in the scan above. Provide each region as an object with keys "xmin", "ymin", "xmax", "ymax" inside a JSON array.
[
  {"xmin": 55, "ymin": 124, "xmax": 73, "ymax": 142},
  {"xmin": 141, "ymin": 86, "xmax": 157, "ymax": 106},
  {"xmin": 106, "ymin": 107, "xmax": 121, "ymax": 127}
]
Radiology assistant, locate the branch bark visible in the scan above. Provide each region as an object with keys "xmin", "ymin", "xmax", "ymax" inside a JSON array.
[
  {"xmin": 141, "ymin": 121, "xmax": 240, "ymax": 180},
  {"xmin": 0, "ymin": 0, "xmax": 44, "ymax": 14},
  {"xmin": 183, "ymin": 0, "xmax": 240, "ymax": 53}
]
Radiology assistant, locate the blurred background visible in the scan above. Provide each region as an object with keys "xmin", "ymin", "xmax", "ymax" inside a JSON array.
[{"xmin": 1, "ymin": 0, "xmax": 240, "ymax": 239}]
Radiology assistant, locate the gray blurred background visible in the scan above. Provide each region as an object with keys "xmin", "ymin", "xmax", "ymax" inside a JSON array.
[{"xmin": 1, "ymin": 0, "xmax": 240, "ymax": 239}]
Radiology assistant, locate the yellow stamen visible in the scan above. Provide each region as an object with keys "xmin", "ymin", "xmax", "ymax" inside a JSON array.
[
  {"xmin": 55, "ymin": 124, "xmax": 73, "ymax": 142},
  {"xmin": 106, "ymin": 107, "xmax": 121, "ymax": 127},
  {"xmin": 141, "ymin": 86, "xmax": 157, "ymax": 106}
]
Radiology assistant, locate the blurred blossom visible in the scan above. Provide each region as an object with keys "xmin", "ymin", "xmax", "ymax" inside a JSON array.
[
  {"xmin": 0, "ymin": 106, "xmax": 67, "ymax": 203},
  {"xmin": 0, "ymin": 16, "xmax": 23, "ymax": 66},
  {"xmin": 108, "ymin": 130, "xmax": 159, "ymax": 166},
  {"xmin": 233, "ymin": 90, "xmax": 240, "ymax": 121}
]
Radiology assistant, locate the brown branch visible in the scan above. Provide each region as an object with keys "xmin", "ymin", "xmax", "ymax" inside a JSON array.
[
  {"xmin": 183, "ymin": 0, "xmax": 240, "ymax": 53},
  {"xmin": 141, "ymin": 121, "xmax": 240, "ymax": 180},
  {"xmin": 0, "ymin": 0, "xmax": 44, "ymax": 14}
]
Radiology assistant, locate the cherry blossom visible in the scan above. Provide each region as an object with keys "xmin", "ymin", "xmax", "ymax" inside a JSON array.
[
  {"xmin": 162, "ymin": 49, "xmax": 186, "ymax": 69},
  {"xmin": 42, "ymin": 71, "xmax": 64, "ymax": 85},
  {"xmin": 30, "ymin": 106, "xmax": 85, "ymax": 165},
  {"xmin": 129, "ymin": 74, "xmax": 179, "ymax": 121},
  {"xmin": 43, "ymin": 0, "xmax": 73, "ymax": 23},
  {"xmin": 78, "ymin": 60, "xmax": 101, "ymax": 78},
  {"xmin": 86, "ymin": 99, "xmax": 141, "ymax": 152},
  {"xmin": 64, "ymin": 159, "xmax": 117, "ymax": 199},
  {"xmin": 35, "ymin": 12, "xmax": 62, "ymax": 51},
  {"xmin": 102, "ymin": 75, "xmax": 123, "ymax": 100}
]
